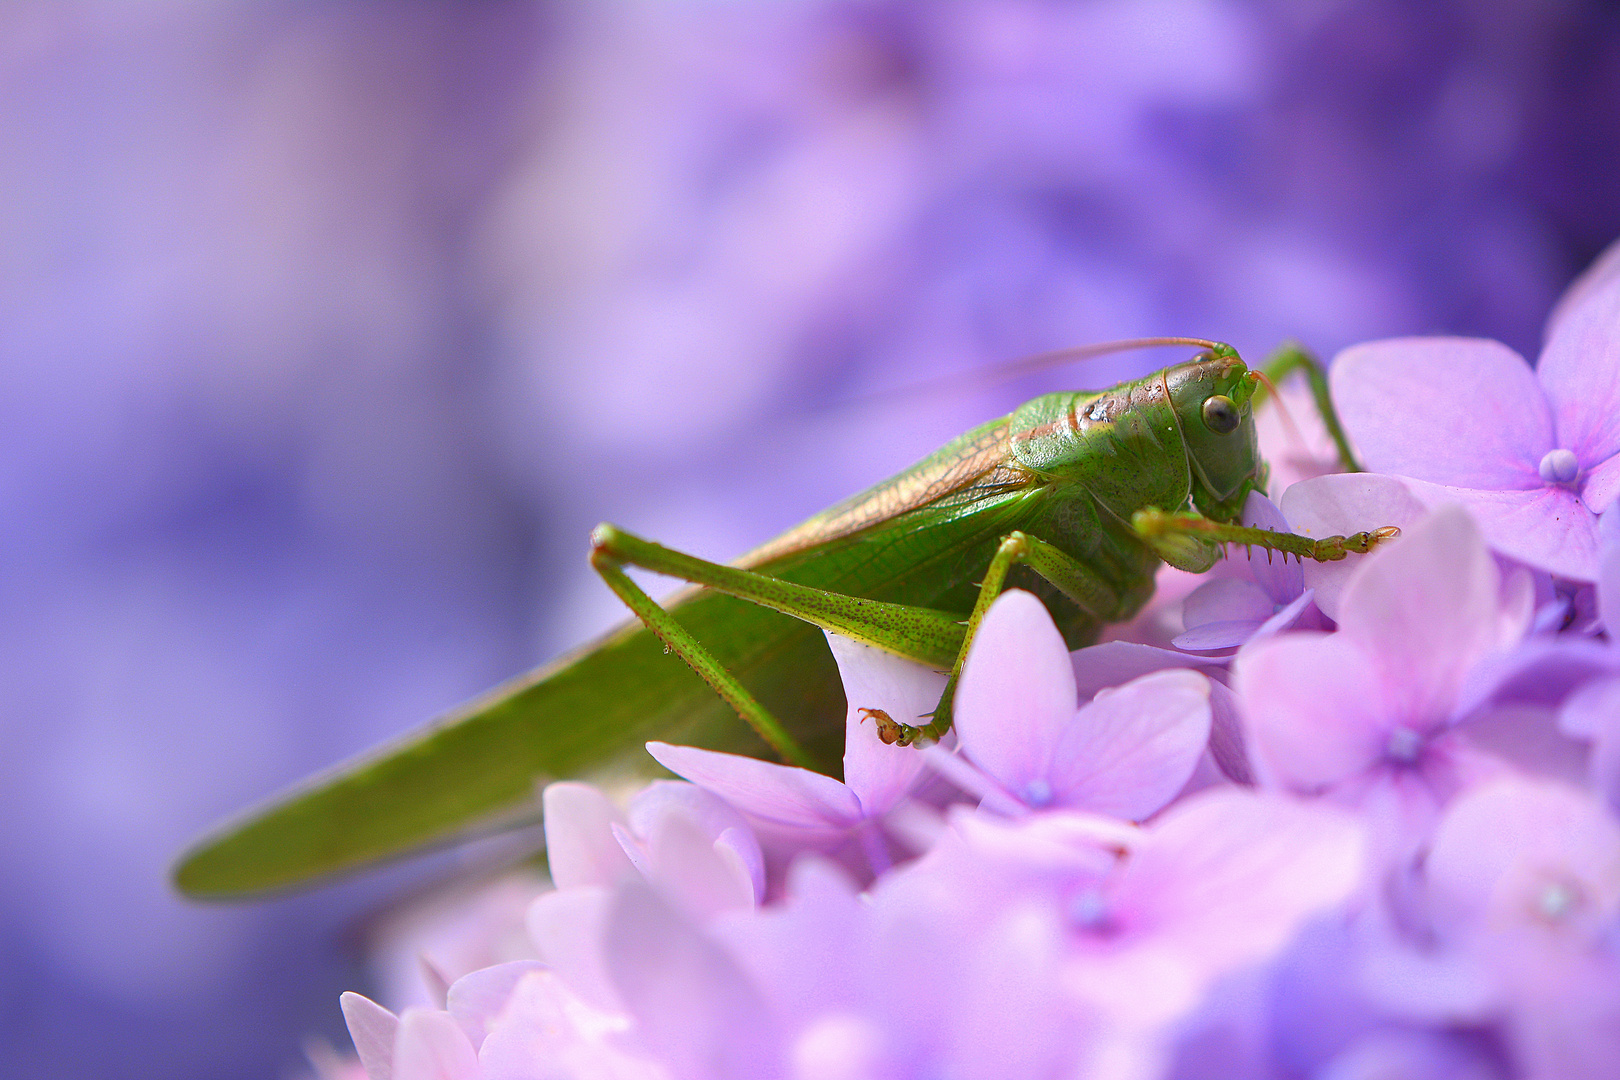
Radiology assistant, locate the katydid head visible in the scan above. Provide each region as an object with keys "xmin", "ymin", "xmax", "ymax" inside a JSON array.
[{"xmin": 1167, "ymin": 351, "xmax": 1264, "ymax": 521}]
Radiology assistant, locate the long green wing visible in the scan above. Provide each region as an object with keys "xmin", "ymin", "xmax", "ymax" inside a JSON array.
[{"xmin": 175, "ymin": 430, "xmax": 1038, "ymax": 897}]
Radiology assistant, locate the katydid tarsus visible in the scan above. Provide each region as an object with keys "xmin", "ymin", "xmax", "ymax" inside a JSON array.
[{"xmin": 174, "ymin": 339, "xmax": 1396, "ymax": 897}]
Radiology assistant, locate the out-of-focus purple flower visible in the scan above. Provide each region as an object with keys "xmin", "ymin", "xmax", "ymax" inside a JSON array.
[
  {"xmin": 1234, "ymin": 506, "xmax": 1528, "ymax": 845},
  {"xmin": 950, "ymin": 589, "xmax": 1212, "ymax": 819},
  {"xmin": 1400, "ymin": 778, "xmax": 1620, "ymax": 1080},
  {"xmin": 341, "ymin": 962, "xmax": 669, "ymax": 1080},
  {"xmin": 645, "ymin": 629, "xmax": 952, "ymax": 886},
  {"xmin": 1174, "ymin": 492, "xmax": 1323, "ymax": 652},
  {"xmin": 877, "ymin": 789, "xmax": 1365, "ymax": 1074},
  {"xmin": 1331, "ymin": 260, "xmax": 1620, "ymax": 582}
]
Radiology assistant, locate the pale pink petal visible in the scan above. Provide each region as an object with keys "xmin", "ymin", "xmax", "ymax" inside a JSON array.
[
  {"xmin": 606, "ymin": 885, "xmax": 785, "ymax": 1080},
  {"xmin": 393, "ymin": 1008, "xmax": 480, "ymax": 1080},
  {"xmin": 641, "ymin": 807, "xmax": 759, "ymax": 916},
  {"xmin": 477, "ymin": 970, "xmax": 659, "ymax": 1080},
  {"xmin": 954, "ymin": 590, "xmax": 1079, "ymax": 789},
  {"xmin": 645, "ymin": 742, "xmax": 862, "ymax": 828},
  {"xmin": 1538, "ymin": 269, "xmax": 1620, "ymax": 470},
  {"xmin": 1235, "ymin": 632, "xmax": 1392, "ymax": 791},
  {"xmin": 1070, "ymin": 642, "xmax": 1225, "ymax": 699},
  {"xmin": 1122, "ymin": 789, "xmax": 1366, "ymax": 969},
  {"xmin": 1547, "ymin": 234, "xmax": 1620, "ymax": 341},
  {"xmin": 1426, "ymin": 777, "xmax": 1620, "ymax": 933},
  {"xmin": 1581, "ymin": 451, "xmax": 1620, "ymax": 517},
  {"xmin": 626, "ymin": 779, "xmax": 755, "ymax": 844},
  {"xmin": 1181, "ymin": 578, "xmax": 1275, "ymax": 630},
  {"xmin": 1392, "ymin": 479, "xmax": 1600, "ymax": 582},
  {"xmin": 341, "ymin": 992, "xmax": 399, "ymax": 1080},
  {"xmin": 1335, "ymin": 505, "xmax": 1505, "ymax": 722},
  {"xmin": 1172, "ymin": 619, "xmax": 1263, "ymax": 652},
  {"xmin": 1331, "ymin": 337, "xmax": 1550, "ymax": 488},
  {"xmin": 446, "ymin": 961, "xmax": 547, "ymax": 1050},
  {"xmin": 543, "ymin": 783, "xmax": 634, "ymax": 890},
  {"xmin": 1245, "ymin": 590, "xmax": 1316, "ymax": 645},
  {"xmin": 1046, "ymin": 669, "xmax": 1211, "ymax": 820},
  {"xmin": 1280, "ymin": 471, "xmax": 1428, "ymax": 619},
  {"xmin": 526, "ymin": 886, "xmax": 620, "ymax": 1012},
  {"xmin": 1560, "ymin": 676, "xmax": 1620, "ymax": 811},
  {"xmin": 825, "ymin": 631, "xmax": 947, "ymax": 814},
  {"xmin": 1602, "ymin": 507, "xmax": 1620, "ymax": 631},
  {"xmin": 1206, "ymin": 680, "xmax": 1253, "ymax": 784}
]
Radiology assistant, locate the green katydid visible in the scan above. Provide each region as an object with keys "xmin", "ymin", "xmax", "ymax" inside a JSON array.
[{"xmin": 174, "ymin": 339, "xmax": 1393, "ymax": 897}]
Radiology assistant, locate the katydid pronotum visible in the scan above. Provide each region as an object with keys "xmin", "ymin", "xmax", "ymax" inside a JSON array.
[{"xmin": 175, "ymin": 339, "xmax": 1395, "ymax": 896}]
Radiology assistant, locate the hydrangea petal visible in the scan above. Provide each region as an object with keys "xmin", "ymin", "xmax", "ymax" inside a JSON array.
[
  {"xmin": 1124, "ymin": 790, "xmax": 1365, "ymax": 964},
  {"xmin": 543, "ymin": 782, "xmax": 634, "ymax": 890},
  {"xmin": 1334, "ymin": 505, "xmax": 1503, "ymax": 722},
  {"xmin": 646, "ymin": 742, "xmax": 862, "ymax": 829},
  {"xmin": 606, "ymin": 885, "xmax": 785, "ymax": 1080},
  {"xmin": 1173, "ymin": 619, "xmax": 1263, "ymax": 652},
  {"xmin": 1546, "ymin": 234, "xmax": 1620, "ymax": 340},
  {"xmin": 1331, "ymin": 337, "xmax": 1550, "ymax": 489},
  {"xmin": 1393, "ymin": 479, "xmax": 1599, "ymax": 582},
  {"xmin": 1070, "ymin": 642, "xmax": 1225, "ymax": 699},
  {"xmin": 1235, "ymin": 632, "xmax": 1390, "ymax": 790},
  {"xmin": 1046, "ymin": 669, "xmax": 1211, "ymax": 820},
  {"xmin": 341, "ymin": 992, "xmax": 399, "ymax": 1080},
  {"xmin": 393, "ymin": 1008, "xmax": 479, "ymax": 1080},
  {"xmin": 954, "ymin": 590, "xmax": 1078, "ymax": 790},
  {"xmin": 477, "ymin": 971, "xmax": 659, "ymax": 1080},
  {"xmin": 825, "ymin": 631, "xmax": 947, "ymax": 815},
  {"xmin": 446, "ymin": 961, "xmax": 547, "ymax": 1050},
  {"xmin": 1426, "ymin": 777, "xmax": 1620, "ymax": 932},
  {"xmin": 526, "ymin": 886, "xmax": 621, "ymax": 1012},
  {"xmin": 1181, "ymin": 577, "xmax": 1275, "ymax": 630},
  {"xmin": 1538, "ymin": 270, "xmax": 1620, "ymax": 471},
  {"xmin": 1280, "ymin": 472, "xmax": 1428, "ymax": 620},
  {"xmin": 1581, "ymin": 450, "xmax": 1620, "ymax": 517},
  {"xmin": 642, "ymin": 809, "xmax": 759, "ymax": 915}
]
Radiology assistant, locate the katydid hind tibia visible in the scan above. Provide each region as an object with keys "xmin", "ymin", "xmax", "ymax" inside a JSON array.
[{"xmin": 174, "ymin": 340, "xmax": 1394, "ymax": 897}]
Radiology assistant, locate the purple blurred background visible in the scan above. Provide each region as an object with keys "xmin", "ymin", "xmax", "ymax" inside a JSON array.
[{"xmin": 3, "ymin": 2, "xmax": 1618, "ymax": 1076}]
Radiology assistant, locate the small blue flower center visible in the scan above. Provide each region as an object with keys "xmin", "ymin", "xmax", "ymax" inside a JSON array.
[
  {"xmin": 1536, "ymin": 880, "xmax": 1582, "ymax": 923},
  {"xmin": 1022, "ymin": 778, "xmax": 1053, "ymax": 807},
  {"xmin": 1385, "ymin": 725, "xmax": 1425, "ymax": 764},
  {"xmin": 1539, "ymin": 447, "xmax": 1580, "ymax": 485},
  {"xmin": 1068, "ymin": 886, "xmax": 1113, "ymax": 932}
]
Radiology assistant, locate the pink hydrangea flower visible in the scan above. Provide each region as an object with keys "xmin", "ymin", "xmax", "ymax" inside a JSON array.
[{"xmin": 1331, "ymin": 266, "xmax": 1620, "ymax": 582}]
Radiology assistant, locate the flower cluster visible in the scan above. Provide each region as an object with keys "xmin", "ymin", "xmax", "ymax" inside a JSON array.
[{"xmin": 332, "ymin": 248, "xmax": 1620, "ymax": 1079}]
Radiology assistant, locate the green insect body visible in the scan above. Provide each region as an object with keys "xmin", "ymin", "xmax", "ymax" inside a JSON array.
[{"xmin": 175, "ymin": 344, "xmax": 1388, "ymax": 897}]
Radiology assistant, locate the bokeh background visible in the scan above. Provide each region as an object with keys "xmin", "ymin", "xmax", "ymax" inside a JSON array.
[{"xmin": 4, "ymin": 1, "xmax": 1619, "ymax": 1076}]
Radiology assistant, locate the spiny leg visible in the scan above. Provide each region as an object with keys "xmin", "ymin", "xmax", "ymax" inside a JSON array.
[
  {"xmin": 590, "ymin": 524, "xmax": 970, "ymax": 771},
  {"xmin": 884, "ymin": 530, "xmax": 1124, "ymax": 747},
  {"xmin": 1258, "ymin": 342, "xmax": 1363, "ymax": 473},
  {"xmin": 1132, "ymin": 508, "xmax": 1400, "ymax": 564}
]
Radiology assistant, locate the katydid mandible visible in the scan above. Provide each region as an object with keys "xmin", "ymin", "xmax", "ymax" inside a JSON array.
[{"xmin": 174, "ymin": 339, "xmax": 1394, "ymax": 897}]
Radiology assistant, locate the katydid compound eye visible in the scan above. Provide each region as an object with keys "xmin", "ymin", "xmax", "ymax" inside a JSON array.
[{"xmin": 1201, "ymin": 394, "xmax": 1240, "ymax": 434}]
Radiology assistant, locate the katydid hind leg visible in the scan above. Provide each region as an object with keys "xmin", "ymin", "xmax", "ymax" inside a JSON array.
[{"xmin": 591, "ymin": 523, "xmax": 984, "ymax": 768}]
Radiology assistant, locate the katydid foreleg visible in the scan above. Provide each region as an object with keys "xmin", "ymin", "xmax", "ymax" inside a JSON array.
[{"xmin": 1131, "ymin": 509, "xmax": 1400, "ymax": 564}]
